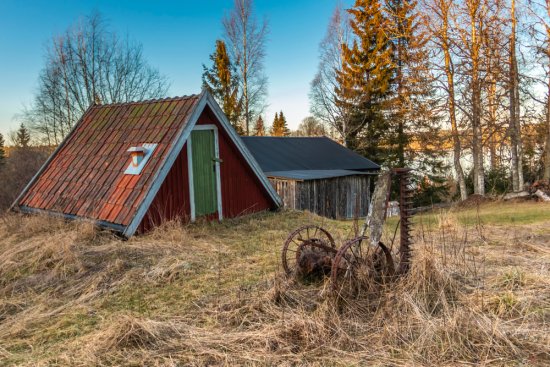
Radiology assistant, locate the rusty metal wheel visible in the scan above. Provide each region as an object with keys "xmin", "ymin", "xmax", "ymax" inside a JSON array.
[
  {"xmin": 282, "ymin": 225, "xmax": 335, "ymax": 275},
  {"xmin": 330, "ymin": 236, "xmax": 394, "ymax": 297},
  {"xmin": 294, "ymin": 240, "xmax": 338, "ymax": 280}
]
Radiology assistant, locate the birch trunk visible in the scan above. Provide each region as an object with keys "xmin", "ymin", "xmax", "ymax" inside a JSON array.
[
  {"xmin": 543, "ymin": 2, "xmax": 550, "ymax": 180},
  {"xmin": 439, "ymin": 0, "xmax": 468, "ymax": 200},
  {"xmin": 545, "ymin": 82, "xmax": 550, "ymax": 179},
  {"xmin": 469, "ymin": 0, "xmax": 485, "ymax": 195},
  {"xmin": 509, "ymin": 0, "xmax": 523, "ymax": 191},
  {"xmin": 488, "ymin": 76, "xmax": 498, "ymax": 170}
]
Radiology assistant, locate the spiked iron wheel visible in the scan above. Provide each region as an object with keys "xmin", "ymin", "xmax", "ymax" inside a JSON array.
[
  {"xmin": 282, "ymin": 225, "xmax": 336, "ymax": 275},
  {"xmin": 330, "ymin": 236, "xmax": 394, "ymax": 297}
]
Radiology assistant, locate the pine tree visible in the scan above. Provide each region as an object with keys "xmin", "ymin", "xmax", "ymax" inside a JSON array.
[
  {"xmin": 202, "ymin": 40, "xmax": 243, "ymax": 134},
  {"xmin": 272, "ymin": 111, "xmax": 290, "ymax": 136},
  {"xmin": 0, "ymin": 133, "xmax": 5, "ymax": 167},
  {"xmin": 335, "ymin": 0, "xmax": 394, "ymax": 161},
  {"xmin": 15, "ymin": 123, "xmax": 31, "ymax": 148},
  {"xmin": 254, "ymin": 116, "xmax": 266, "ymax": 136}
]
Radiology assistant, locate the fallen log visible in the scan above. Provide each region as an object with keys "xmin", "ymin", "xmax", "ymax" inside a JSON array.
[
  {"xmin": 534, "ymin": 189, "xmax": 550, "ymax": 202},
  {"xmin": 502, "ymin": 191, "xmax": 531, "ymax": 201}
]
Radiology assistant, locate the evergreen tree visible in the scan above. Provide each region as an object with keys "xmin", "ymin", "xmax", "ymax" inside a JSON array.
[
  {"xmin": 254, "ymin": 116, "xmax": 266, "ymax": 136},
  {"xmin": 0, "ymin": 133, "xmax": 5, "ymax": 167},
  {"xmin": 272, "ymin": 111, "xmax": 290, "ymax": 136},
  {"xmin": 271, "ymin": 112, "xmax": 279, "ymax": 135},
  {"xmin": 278, "ymin": 111, "xmax": 290, "ymax": 136},
  {"xmin": 15, "ymin": 123, "xmax": 31, "ymax": 148},
  {"xmin": 335, "ymin": 0, "xmax": 394, "ymax": 162},
  {"xmin": 202, "ymin": 40, "xmax": 243, "ymax": 134},
  {"xmin": 384, "ymin": 0, "xmax": 442, "ymax": 170}
]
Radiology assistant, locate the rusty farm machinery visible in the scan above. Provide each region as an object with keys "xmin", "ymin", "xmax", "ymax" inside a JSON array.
[{"xmin": 281, "ymin": 168, "xmax": 415, "ymax": 296}]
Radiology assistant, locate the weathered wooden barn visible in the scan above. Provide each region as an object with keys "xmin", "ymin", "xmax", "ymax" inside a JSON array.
[
  {"xmin": 12, "ymin": 90, "xmax": 281, "ymax": 237},
  {"xmin": 242, "ymin": 137, "xmax": 379, "ymax": 219}
]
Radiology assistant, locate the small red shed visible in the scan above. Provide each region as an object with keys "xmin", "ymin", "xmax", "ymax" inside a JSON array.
[{"xmin": 12, "ymin": 90, "xmax": 281, "ymax": 237}]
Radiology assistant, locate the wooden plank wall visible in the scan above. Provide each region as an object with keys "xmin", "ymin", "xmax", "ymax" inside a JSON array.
[
  {"xmin": 269, "ymin": 175, "xmax": 371, "ymax": 219},
  {"xmin": 269, "ymin": 179, "xmax": 296, "ymax": 209}
]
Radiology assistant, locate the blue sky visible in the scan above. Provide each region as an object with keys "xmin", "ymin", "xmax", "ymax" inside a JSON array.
[{"xmin": 0, "ymin": 0, "xmax": 351, "ymax": 139}]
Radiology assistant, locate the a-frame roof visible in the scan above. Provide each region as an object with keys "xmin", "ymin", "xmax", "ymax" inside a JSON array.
[{"xmin": 12, "ymin": 90, "xmax": 281, "ymax": 237}]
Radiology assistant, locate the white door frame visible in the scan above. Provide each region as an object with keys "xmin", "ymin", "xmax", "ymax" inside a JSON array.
[{"xmin": 187, "ymin": 124, "xmax": 223, "ymax": 221}]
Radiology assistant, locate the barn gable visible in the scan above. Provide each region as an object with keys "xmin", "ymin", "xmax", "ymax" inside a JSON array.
[
  {"xmin": 12, "ymin": 90, "xmax": 281, "ymax": 237},
  {"xmin": 139, "ymin": 105, "xmax": 276, "ymax": 233}
]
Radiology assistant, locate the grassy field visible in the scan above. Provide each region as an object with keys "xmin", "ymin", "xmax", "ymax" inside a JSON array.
[{"xmin": 0, "ymin": 201, "xmax": 549, "ymax": 366}]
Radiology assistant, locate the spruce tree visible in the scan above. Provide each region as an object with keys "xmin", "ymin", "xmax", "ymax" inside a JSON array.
[
  {"xmin": 335, "ymin": 0, "xmax": 394, "ymax": 161},
  {"xmin": 202, "ymin": 40, "xmax": 243, "ymax": 134},
  {"xmin": 254, "ymin": 116, "xmax": 266, "ymax": 136},
  {"xmin": 385, "ymin": 0, "xmax": 440, "ymax": 168},
  {"xmin": 15, "ymin": 123, "xmax": 31, "ymax": 148},
  {"xmin": 278, "ymin": 111, "xmax": 290, "ymax": 136},
  {"xmin": 0, "ymin": 133, "xmax": 5, "ymax": 167},
  {"xmin": 272, "ymin": 111, "xmax": 290, "ymax": 136},
  {"xmin": 385, "ymin": 0, "xmax": 447, "ymax": 202},
  {"xmin": 271, "ymin": 112, "xmax": 279, "ymax": 135}
]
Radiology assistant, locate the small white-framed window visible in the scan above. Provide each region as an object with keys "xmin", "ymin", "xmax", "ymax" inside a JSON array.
[{"xmin": 124, "ymin": 143, "xmax": 157, "ymax": 175}]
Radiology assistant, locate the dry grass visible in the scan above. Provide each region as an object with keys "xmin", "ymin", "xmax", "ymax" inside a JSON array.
[{"xmin": 0, "ymin": 203, "xmax": 549, "ymax": 366}]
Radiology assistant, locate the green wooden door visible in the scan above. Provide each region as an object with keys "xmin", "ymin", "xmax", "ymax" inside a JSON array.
[{"xmin": 191, "ymin": 130, "xmax": 217, "ymax": 217}]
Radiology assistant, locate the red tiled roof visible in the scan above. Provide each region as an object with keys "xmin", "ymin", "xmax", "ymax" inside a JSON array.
[{"xmin": 16, "ymin": 94, "xmax": 200, "ymax": 228}]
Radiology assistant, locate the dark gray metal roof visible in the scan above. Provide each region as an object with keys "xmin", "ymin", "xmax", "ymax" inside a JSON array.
[
  {"xmin": 266, "ymin": 169, "xmax": 376, "ymax": 180},
  {"xmin": 242, "ymin": 136, "xmax": 380, "ymax": 172}
]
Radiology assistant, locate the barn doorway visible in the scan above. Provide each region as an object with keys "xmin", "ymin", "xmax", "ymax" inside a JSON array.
[{"xmin": 188, "ymin": 125, "xmax": 223, "ymax": 221}]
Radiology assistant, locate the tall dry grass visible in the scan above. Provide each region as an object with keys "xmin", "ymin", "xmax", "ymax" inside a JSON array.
[{"xmin": 0, "ymin": 206, "xmax": 548, "ymax": 366}]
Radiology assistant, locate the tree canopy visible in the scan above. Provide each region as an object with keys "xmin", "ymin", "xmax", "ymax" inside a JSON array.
[
  {"xmin": 271, "ymin": 111, "xmax": 290, "ymax": 136},
  {"xmin": 202, "ymin": 40, "xmax": 243, "ymax": 134},
  {"xmin": 21, "ymin": 12, "xmax": 169, "ymax": 145}
]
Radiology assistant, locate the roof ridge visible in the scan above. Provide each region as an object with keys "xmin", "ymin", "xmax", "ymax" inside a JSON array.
[{"xmin": 93, "ymin": 94, "xmax": 199, "ymax": 108}]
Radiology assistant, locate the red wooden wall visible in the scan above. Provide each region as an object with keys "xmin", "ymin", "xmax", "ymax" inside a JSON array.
[
  {"xmin": 197, "ymin": 107, "xmax": 273, "ymax": 218},
  {"xmin": 138, "ymin": 106, "xmax": 274, "ymax": 232}
]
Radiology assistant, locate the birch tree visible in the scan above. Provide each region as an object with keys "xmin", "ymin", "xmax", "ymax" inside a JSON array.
[
  {"xmin": 296, "ymin": 116, "xmax": 327, "ymax": 136},
  {"xmin": 527, "ymin": 0, "xmax": 550, "ymax": 179},
  {"xmin": 509, "ymin": 0, "xmax": 525, "ymax": 190},
  {"xmin": 223, "ymin": 0, "xmax": 268, "ymax": 136},
  {"xmin": 21, "ymin": 12, "xmax": 169, "ymax": 145},
  {"xmin": 456, "ymin": 0, "xmax": 487, "ymax": 195},
  {"xmin": 425, "ymin": 0, "xmax": 468, "ymax": 199},
  {"xmin": 310, "ymin": 4, "xmax": 353, "ymax": 145}
]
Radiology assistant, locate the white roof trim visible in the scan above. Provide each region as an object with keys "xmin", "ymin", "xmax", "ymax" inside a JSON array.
[
  {"xmin": 203, "ymin": 93, "xmax": 282, "ymax": 208},
  {"xmin": 122, "ymin": 92, "xmax": 207, "ymax": 237}
]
